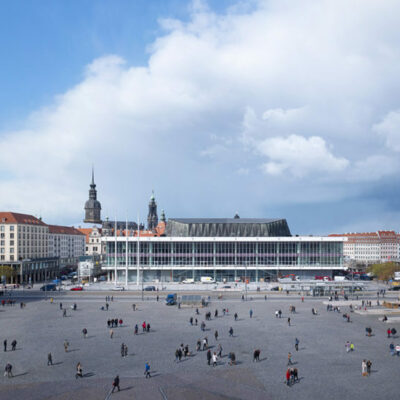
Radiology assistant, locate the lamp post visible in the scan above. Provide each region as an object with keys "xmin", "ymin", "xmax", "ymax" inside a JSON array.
[{"xmin": 245, "ymin": 262, "xmax": 248, "ymax": 301}]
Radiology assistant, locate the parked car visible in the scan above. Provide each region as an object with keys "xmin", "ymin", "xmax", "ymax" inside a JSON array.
[
  {"xmin": 70, "ymin": 286, "xmax": 83, "ymax": 291},
  {"xmin": 166, "ymin": 293, "xmax": 177, "ymax": 305},
  {"xmin": 112, "ymin": 286, "xmax": 125, "ymax": 291},
  {"xmin": 144, "ymin": 286, "xmax": 156, "ymax": 291},
  {"xmin": 222, "ymin": 285, "xmax": 232, "ymax": 289},
  {"xmin": 98, "ymin": 276, "xmax": 106, "ymax": 281},
  {"xmin": 389, "ymin": 286, "xmax": 400, "ymax": 291},
  {"xmin": 40, "ymin": 284, "xmax": 56, "ymax": 291}
]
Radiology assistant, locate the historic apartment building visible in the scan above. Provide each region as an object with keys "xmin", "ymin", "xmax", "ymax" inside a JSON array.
[{"xmin": 329, "ymin": 231, "xmax": 400, "ymax": 264}]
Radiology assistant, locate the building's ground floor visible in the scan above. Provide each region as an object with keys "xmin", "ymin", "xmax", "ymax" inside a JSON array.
[
  {"xmin": 102, "ymin": 266, "xmax": 345, "ymax": 283},
  {"xmin": 0, "ymin": 258, "xmax": 60, "ymax": 284}
]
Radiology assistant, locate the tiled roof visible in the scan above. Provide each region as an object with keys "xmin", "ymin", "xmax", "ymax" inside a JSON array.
[
  {"xmin": 48, "ymin": 225, "xmax": 85, "ymax": 235},
  {"xmin": 77, "ymin": 228, "xmax": 93, "ymax": 243},
  {"xmin": 0, "ymin": 212, "xmax": 47, "ymax": 226}
]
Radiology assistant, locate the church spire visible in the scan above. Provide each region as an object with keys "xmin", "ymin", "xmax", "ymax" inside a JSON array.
[
  {"xmin": 84, "ymin": 167, "xmax": 102, "ymax": 224},
  {"xmin": 147, "ymin": 191, "xmax": 158, "ymax": 231}
]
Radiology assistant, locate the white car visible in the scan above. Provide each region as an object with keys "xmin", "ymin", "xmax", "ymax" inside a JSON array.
[{"xmin": 112, "ymin": 286, "xmax": 125, "ymax": 291}]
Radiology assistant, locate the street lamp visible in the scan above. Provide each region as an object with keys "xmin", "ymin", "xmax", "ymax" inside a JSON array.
[{"xmin": 245, "ymin": 262, "xmax": 248, "ymax": 301}]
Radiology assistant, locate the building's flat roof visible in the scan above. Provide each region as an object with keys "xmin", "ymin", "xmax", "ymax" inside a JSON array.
[
  {"xmin": 169, "ymin": 218, "xmax": 283, "ymax": 224},
  {"xmin": 103, "ymin": 236, "xmax": 347, "ymax": 242}
]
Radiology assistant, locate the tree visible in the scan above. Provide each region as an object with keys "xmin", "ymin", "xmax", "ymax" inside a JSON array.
[{"xmin": 367, "ymin": 262, "xmax": 400, "ymax": 281}]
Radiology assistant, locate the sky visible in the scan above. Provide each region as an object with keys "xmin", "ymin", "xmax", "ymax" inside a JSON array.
[{"xmin": 1, "ymin": 0, "xmax": 400, "ymax": 235}]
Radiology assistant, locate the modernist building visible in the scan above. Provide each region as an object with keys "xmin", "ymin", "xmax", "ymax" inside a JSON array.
[
  {"xmin": 0, "ymin": 212, "xmax": 59, "ymax": 284},
  {"xmin": 329, "ymin": 231, "xmax": 400, "ymax": 264},
  {"xmin": 48, "ymin": 225, "xmax": 85, "ymax": 266},
  {"xmin": 102, "ymin": 218, "xmax": 345, "ymax": 283}
]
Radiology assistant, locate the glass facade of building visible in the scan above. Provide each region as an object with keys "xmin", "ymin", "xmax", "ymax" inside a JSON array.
[{"xmin": 104, "ymin": 238, "xmax": 343, "ymax": 269}]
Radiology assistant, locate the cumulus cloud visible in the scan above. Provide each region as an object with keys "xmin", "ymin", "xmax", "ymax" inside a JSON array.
[{"xmin": 0, "ymin": 0, "xmax": 400, "ymax": 231}]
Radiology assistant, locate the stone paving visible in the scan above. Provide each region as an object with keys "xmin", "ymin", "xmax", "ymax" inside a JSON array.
[{"xmin": 0, "ymin": 293, "xmax": 400, "ymax": 399}]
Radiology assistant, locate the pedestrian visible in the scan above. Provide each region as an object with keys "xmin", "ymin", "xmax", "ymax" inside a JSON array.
[
  {"xmin": 190, "ymin": 317, "xmax": 193, "ymax": 326},
  {"xmin": 389, "ymin": 342, "xmax": 395, "ymax": 355},
  {"xmin": 121, "ymin": 343, "xmax": 125, "ymax": 357},
  {"xmin": 134, "ymin": 324, "xmax": 138, "ymax": 335},
  {"xmin": 196, "ymin": 339, "xmax": 201, "ymax": 352},
  {"xmin": 294, "ymin": 368, "xmax": 299, "ymax": 383},
  {"xmin": 64, "ymin": 340, "xmax": 69, "ymax": 352},
  {"xmin": 212, "ymin": 352, "xmax": 218, "ymax": 367},
  {"xmin": 387, "ymin": 328, "xmax": 391, "ymax": 338},
  {"xmin": 106, "ymin": 303, "xmax": 109, "ymax": 311},
  {"xmin": 234, "ymin": 313, "xmax": 238, "ymax": 321},
  {"xmin": 229, "ymin": 352, "xmax": 236, "ymax": 366},
  {"xmin": 59, "ymin": 303, "xmax": 63, "ymax": 310},
  {"xmin": 132, "ymin": 304, "xmax": 136, "ymax": 311},
  {"xmin": 111, "ymin": 375, "xmax": 120, "ymax": 392},
  {"xmin": 290, "ymin": 368, "xmax": 295, "ymax": 385},
  {"xmin": 229, "ymin": 327, "xmax": 233, "ymax": 337},
  {"xmin": 195, "ymin": 318, "xmax": 198, "ymax": 326},
  {"xmin": 4, "ymin": 363, "xmax": 12, "ymax": 378},
  {"xmin": 350, "ymin": 342, "xmax": 355, "ymax": 352},
  {"xmin": 124, "ymin": 344, "xmax": 128, "ymax": 357},
  {"xmin": 286, "ymin": 368, "xmax": 291, "ymax": 386},
  {"xmin": 63, "ymin": 309, "xmax": 67, "ymax": 317},
  {"xmin": 110, "ymin": 329, "xmax": 114, "ymax": 339},
  {"xmin": 119, "ymin": 319, "xmax": 123, "ymax": 326},
  {"xmin": 287, "ymin": 352, "xmax": 293, "ymax": 365},
  {"xmin": 345, "ymin": 341, "xmax": 350, "ymax": 353},
  {"xmin": 201, "ymin": 321, "xmax": 206, "ymax": 332},
  {"xmin": 288, "ymin": 318, "xmax": 291, "ymax": 327},
  {"xmin": 295, "ymin": 338, "xmax": 299, "ymax": 351},
  {"xmin": 214, "ymin": 330, "xmax": 218, "ymax": 341},
  {"xmin": 144, "ymin": 362, "xmax": 151, "ymax": 378},
  {"xmin": 82, "ymin": 328, "xmax": 88, "ymax": 338},
  {"xmin": 249, "ymin": 309, "xmax": 253, "ymax": 318},
  {"xmin": 395, "ymin": 344, "xmax": 400, "ymax": 356},
  {"xmin": 391, "ymin": 328, "xmax": 397, "ymax": 337},
  {"xmin": 156, "ymin": 295, "xmax": 159, "ymax": 302},
  {"xmin": 366, "ymin": 360, "xmax": 372, "ymax": 375},
  {"xmin": 75, "ymin": 362, "xmax": 83, "ymax": 379},
  {"xmin": 146, "ymin": 323, "xmax": 150, "ymax": 333},
  {"xmin": 111, "ymin": 296, "xmax": 114, "ymax": 302},
  {"xmin": 217, "ymin": 343, "xmax": 222, "ymax": 357},
  {"xmin": 175, "ymin": 349, "xmax": 180, "ymax": 362},
  {"xmin": 47, "ymin": 353, "xmax": 53, "ymax": 366},
  {"xmin": 203, "ymin": 338, "xmax": 207, "ymax": 350},
  {"xmin": 361, "ymin": 360, "xmax": 367, "ymax": 376},
  {"xmin": 214, "ymin": 309, "xmax": 218, "ymax": 318},
  {"xmin": 142, "ymin": 321, "xmax": 146, "ymax": 332},
  {"xmin": 3, "ymin": 339, "xmax": 6, "ymax": 352},
  {"xmin": 253, "ymin": 349, "xmax": 260, "ymax": 362},
  {"xmin": 207, "ymin": 349, "xmax": 212, "ymax": 365}
]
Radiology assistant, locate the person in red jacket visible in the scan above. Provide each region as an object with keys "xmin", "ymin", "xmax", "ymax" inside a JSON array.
[
  {"xmin": 387, "ymin": 328, "xmax": 391, "ymax": 338},
  {"xmin": 286, "ymin": 368, "xmax": 291, "ymax": 386}
]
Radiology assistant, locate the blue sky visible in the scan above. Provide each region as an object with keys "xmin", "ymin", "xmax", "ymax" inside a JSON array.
[{"xmin": 1, "ymin": 0, "xmax": 400, "ymax": 235}]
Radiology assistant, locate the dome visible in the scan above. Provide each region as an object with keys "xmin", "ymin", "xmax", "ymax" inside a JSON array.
[{"xmin": 85, "ymin": 199, "xmax": 101, "ymax": 210}]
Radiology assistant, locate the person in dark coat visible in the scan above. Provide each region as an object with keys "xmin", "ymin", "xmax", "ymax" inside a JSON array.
[
  {"xmin": 207, "ymin": 349, "xmax": 212, "ymax": 365},
  {"xmin": 111, "ymin": 375, "xmax": 120, "ymax": 392},
  {"xmin": 253, "ymin": 349, "xmax": 260, "ymax": 362}
]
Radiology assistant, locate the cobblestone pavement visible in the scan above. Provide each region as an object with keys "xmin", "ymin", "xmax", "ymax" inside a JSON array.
[{"xmin": 0, "ymin": 294, "xmax": 399, "ymax": 399}]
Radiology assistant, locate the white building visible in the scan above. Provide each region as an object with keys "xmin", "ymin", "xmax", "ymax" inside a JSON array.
[
  {"xmin": 329, "ymin": 231, "xmax": 400, "ymax": 264},
  {"xmin": 48, "ymin": 225, "xmax": 86, "ymax": 265},
  {"xmin": 77, "ymin": 226, "xmax": 104, "ymax": 256}
]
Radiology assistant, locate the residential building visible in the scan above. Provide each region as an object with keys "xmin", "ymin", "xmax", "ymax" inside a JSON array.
[{"xmin": 329, "ymin": 231, "xmax": 400, "ymax": 264}]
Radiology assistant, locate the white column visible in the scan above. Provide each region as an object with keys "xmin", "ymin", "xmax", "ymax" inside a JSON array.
[
  {"xmin": 125, "ymin": 217, "xmax": 128, "ymax": 288},
  {"xmin": 114, "ymin": 217, "xmax": 117, "ymax": 285},
  {"xmin": 136, "ymin": 214, "xmax": 140, "ymax": 286}
]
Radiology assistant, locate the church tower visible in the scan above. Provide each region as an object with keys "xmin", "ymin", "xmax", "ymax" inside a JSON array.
[
  {"xmin": 147, "ymin": 191, "xmax": 158, "ymax": 231},
  {"xmin": 84, "ymin": 168, "xmax": 102, "ymax": 224}
]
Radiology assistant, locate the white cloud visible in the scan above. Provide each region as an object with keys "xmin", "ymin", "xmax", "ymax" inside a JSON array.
[
  {"xmin": 259, "ymin": 134, "xmax": 349, "ymax": 178},
  {"xmin": 373, "ymin": 109, "xmax": 400, "ymax": 152},
  {"xmin": 1, "ymin": 0, "xmax": 400, "ymax": 227}
]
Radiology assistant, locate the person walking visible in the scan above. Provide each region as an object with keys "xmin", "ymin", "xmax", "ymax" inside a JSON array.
[
  {"xmin": 286, "ymin": 368, "xmax": 291, "ymax": 386},
  {"xmin": 121, "ymin": 343, "xmax": 125, "ymax": 357},
  {"xmin": 203, "ymin": 338, "xmax": 208, "ymax": 350},
  {"xmin": 229, "ymin": 327, "xmax": 234, "ymax": 337},
  {"xmin": 293, "ymin": 367, "xmax": 299, "ymax": 383},
  {"xmin": 64, "ymin": 340, "xmax": 69, "ymax": 353},
  {"xmin": 212, "ymin": 352, "xmax": 218, "ymax": 367},
  {"xmin": 207, "ymin": 349, "xmax": 212, "ymax": 365},
  {"xmin": 59, "ymin": 303, "xmax": 63, "ymax": 310},
  {"xmin": 4, "ymin": 363, "xmax": 12, "ymax": 378},
  {"xmin": 63, "ymin": 309, "xmax": 67, "ymax": 317},
  {"xmin": 47, "ymin": 353, "xmax": 53, "ymax": 366},
  {"xmin": 253, "ymin": 349, "xmax": 260, "ymax": 362},
  {"xmin": 295, "ymin": 338, "xmax": 299, "ymax": 351},
  {"xmin": 11, "ymin": 340, "xmax": 17, "ymax": 351},
  {"xmin": 366, "ymin": 360, "xmax": 372, "ymax": 375},
  {"xmin": 288, "ymin": 318, "xmax": 291, "ymax": 327},
  {"xmin": 134, "ymin": 324, "xmax": 138, "ymax": 335},
  {"xmin": 229, "ymin": 352, "xmax": 236, "ymax": 366},
  {"xmin": 217, "ymin": 343, "xmax": 223, "ymax": 358},
  {"xmin": 249, "ymin": 309, "xmax": 253, "ymax": 318},
  {"xmin": 142, "ymin": 322, "xmax": 146, "ymax": 333},
  {"xmin": 234, "ymin": 313, "xmax": 238, "ymax": 321},
  {"xmin": 82, "ymin": 328, "xmax": 88, "ymax": 339},
  {"xmin": 144, "ymin": 362, "xmax": 151, "ymax": 378},
  {"xmin": 75, "ymin": 362, "xmax": 83, "ymax": 379},
  {"xmin": 110, "ymin": 329, "xmax": 114, "ymax": 339},
  {"xmin": 287, "ymin": 352, "xmax": 293, "ymax": 366},
  {"xmin": 390, "ymin": 342, "xmax": 395, "ymax": 356},
  {"xmin": 3, "ymin": 339, "xmax": 6, "ymax": 352},
  {"xmin": 214, "ymin": 330, "xmax": 218, "ymax": 341},
  {"xmin": 361, "ymin": 360, "xmax": 367, "ymax": 376},
  {"xmin": 345, "ymin": 341, "xmax": 350, "ymax": 353},
  {"xmin": 350, "ymin": 342, "xmax": 355, "ymax": 352},
  {"xmin": 111, "ymin": 375, "xmax": 120, "ymax": 392},
  {"xmin": 190, "ymin": 317, "xmax": 193, "ymax": 326},
  {"xmin": 124, "ymin": 344, "xmax": 128, "ymax": 357}
]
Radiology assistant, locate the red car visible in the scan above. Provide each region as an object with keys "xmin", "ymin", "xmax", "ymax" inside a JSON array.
[{"xmin": 70, "ymin": 286, "xmax": 83, "ymax": 291}]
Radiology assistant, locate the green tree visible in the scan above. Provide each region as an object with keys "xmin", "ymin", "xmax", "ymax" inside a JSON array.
[{"xmin": 367, "ymin": 262, "xmax": 400, "ymax": 281}]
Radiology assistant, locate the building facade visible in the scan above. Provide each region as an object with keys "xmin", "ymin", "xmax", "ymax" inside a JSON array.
[
  {"xmin": 48, "ymin": 225, "xmax": 85, "ymax": 266},
  {"xmin": 102, "ymin": 235, "xmax": 345, "ymax": 283},
  {"xmin": 0, "ymin": 212, "xmax": 58, "ymax": 284},
  {"xmin": 329, "ymin": 231, "xmax": 400, "ymax": 264}
]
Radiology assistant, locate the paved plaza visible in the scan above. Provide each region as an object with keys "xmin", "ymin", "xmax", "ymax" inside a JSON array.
[{"xmin": 0, "ymin": 292, "xmax": 399, "ymax": 399}]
